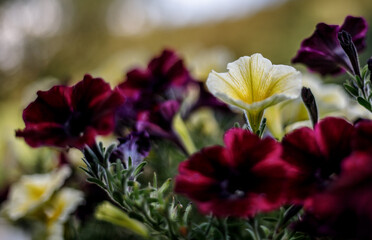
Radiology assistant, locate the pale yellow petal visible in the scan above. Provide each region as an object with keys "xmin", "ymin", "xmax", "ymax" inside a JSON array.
[{"xmin": 3, "ymin": 166, "xmax": 71, "ymax": 220}]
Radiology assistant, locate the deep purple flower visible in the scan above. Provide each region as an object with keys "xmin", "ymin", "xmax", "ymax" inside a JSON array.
[
  {"xmin": 110, "ymin": 131, "xmax": 151, "ymax": 168},
  {"xmin": 296, "ymin": 152, "xmax": 372, "ymax": 239},
  {"xmin": 292, "ymin": 16, "xmax": 368, "ymax": 75},
  {"xmin": 16, "ymin": 75, "xmax": 125, "ymax": 149},
  {"xmin": 118, "ymin": 49, "xmax": 192, "ymax": 97},
  {"xmin": 136, "ymin": 100, "xmax": 180, "ymax": 140},
  {"xmin": 175, "ymin": 128, "xmax": 296, "ymax": 217},
  {"xmin": 281, "ymin": 117, "xmax": 355, "ymax": 201},
  {"xmin": 115, "ymin": 49, "xmax": 193, "ymax": 130}
]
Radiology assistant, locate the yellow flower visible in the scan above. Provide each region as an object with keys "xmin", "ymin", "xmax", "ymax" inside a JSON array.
[
  {"xmin": 206, "ymin": 53, "xmax": 302, "ymax": 132},
  {"xmin": 3, "ymin": 166, "xmax": 71, "ymax": 220},
  {"xmin": 44, "ymin": 188, "xmax": 84, "ymax": 240}
]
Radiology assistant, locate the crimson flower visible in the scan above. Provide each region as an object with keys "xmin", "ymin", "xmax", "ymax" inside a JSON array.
[
  {"xmin": 175, "ymin": 128, "xmax": 295, "ymax": 217},
  {"xmin": 352, "ymin": 119, "xmax": 372, "ymax": 153},
  {"xmin": 16, "ymin": 75, "xmax": 125, "ymax": 149},
  {"xmin": 296, "ymin": 152, "xmax": 372, "ymax": 239},
  {"xmin": 292, "ymin": 16, "xmax": 368, "ymax": 75},
  {"xmin": 281, "ymin": 117, "xmax": 355, "ymax": 201}
]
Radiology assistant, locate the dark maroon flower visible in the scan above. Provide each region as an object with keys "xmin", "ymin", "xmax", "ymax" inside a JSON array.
[
  {"xmin": 115, "ymin": 49, "xmax": 193, "ymax": 130},
  {"xmin": 281, "ymin": 117, "xmax": 355, "ymax": 201},
  {"xmin": 16, "ymin": 75, "xmax": 125, "ymax": 149},
  {"xmin": 118, "ymin": 49, "xmax": 192, "ymax": 97},
  {"xmin": 175, "ymin": 128, "xmax": 296, "ymax": 217},
  {"xmin": 136, "ymin": 100, "xmax": 180, "ymax": 139},
  {"xmin": 110, "ymin": 131, "xmax": 151, "ymax": 168},
  {"xmin": 296, "ymin": 152, "xmax": 372, "ymax": 239},
  {"xmin": 292, "ymin": 16, "xmax": 368, "ymax": 75}
]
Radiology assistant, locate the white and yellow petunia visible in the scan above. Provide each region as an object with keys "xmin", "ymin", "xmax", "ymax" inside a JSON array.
[
  {"xmin": 44, "ymin": 188, "xmax": 84, "ymax": 240},
  {"xmin": 206, "ymin": 53, "xmax": 302, "ymax": 132},
  {"xmin": 3, "ymin": 166, "xmax": 71, "ymax": 220}
]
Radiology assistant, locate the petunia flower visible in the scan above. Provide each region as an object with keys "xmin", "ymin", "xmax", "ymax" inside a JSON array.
[
  {"xmin": 115, "ymin": 49, "xmax": 193, "ymax": 130},
  {"xmin": 43, "ymin": 188, "xmax": 84, "ymax": 240},
  {"xmin": 2, "ymin": 166, "xmax": 71, "ymax": 220},
  {"xmin": 175, "ymin": 128, "xmax": 296, "ymax": 217},
  {"xmin": 295, "ymin": 152, "xmax": 372, "ymax": 239},
  {"xmin": 352, "ymin": 119, "xmax": 372, "ymax": 153},
  {"xmin": 281, "ymin": 117, "xmax": 355, "ymax": 202},
  {"xmin": 292, "ymin": 16, "xmax": 368, "ymax": 76},
  {"xmin": 206, "ymin": 53, "xmax": 302, "ymax": 133},
  {"xmin": 110, "ymin": 131, "xmax": 151, "ymax": 169},
  {"xmin": 136, "ymin": 100, "xmax": 189, "ymax": 155},
  {"xmin": 16, "ymin": 74, "xmax": 125, "ymax": 149}
]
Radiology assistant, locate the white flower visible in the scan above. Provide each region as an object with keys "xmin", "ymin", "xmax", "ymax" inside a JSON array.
[
  {"xmin": 207, "ymin": 53, "xmax": 301, "ymax": 132},
  {"xmin": 3, "ymin": 166, "xmax": 71, "ymax": 220}
]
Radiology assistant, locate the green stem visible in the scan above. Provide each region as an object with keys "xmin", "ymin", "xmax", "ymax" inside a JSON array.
[{"xmin": 244, "ymin": 110, "xmax": 264, "ymax": 134}]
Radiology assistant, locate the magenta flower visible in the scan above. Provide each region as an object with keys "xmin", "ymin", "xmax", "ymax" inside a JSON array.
[
  {"xmin": 175, "ymin": 128, "xmax": 296, "ymax": 217},
  {"xmin": 16, "ymin": 75, "xmax": 125, "ymax": 149},
  {"xmin": 292, "ymin": 16, "xmax": 368, "ymax": 75},
  {"xmin": 352, "ymin": 119, "xmax": 372, "ymax": 153},
  {"xmin": 281, "ymin": 117, "xmax": 355, "ymax": 201},
  {"xmin": 296, "ymin": 152, "xmax": 372, "ymax": 239}
]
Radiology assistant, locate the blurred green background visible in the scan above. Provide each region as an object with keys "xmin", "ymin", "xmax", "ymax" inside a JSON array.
[{"xmin": 1, "ymin": 0, "xmax": 372, "ymax": 185}]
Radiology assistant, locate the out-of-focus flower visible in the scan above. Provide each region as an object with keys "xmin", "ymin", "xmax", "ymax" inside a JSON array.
[
  {"xmin": 44, "ymin": 188, "xmax": 84, "ymax": 240},
  {"xmin": 136, "ymin": 100, "xmax": 180, "ymax": 140},
  {"xmin": 110, "ymin": 131, "xmax": 151, "ymax": 168},
  {"xmin": 136, "ymin": 100, "xmax": 191, "ymax": 155},
  {"xmin": 281, "ymin": 117, "xmax": 354, "ymax": 201},
  {"xmin": 0, "ymin": 219, "xmax": 30, "ymax": 240},
  {"xmin": 207, "ymin": 54, "xmax": 301, "ymax": 132},
  {"xmin": 116, "ymin": 49, "xmax": 193, "ymax": 129},
  {"xmin": 118, "ymin": 49, "xmax": 192, "ymax": 98},
  {"xmin": 3, "ymin": 166, "xmax": 71, "ymax": 220},
  {"xmin": 16, "ymin": 75, "xmax": 125, "ymax": 149},
  {"xmin": 352, "ymin": 119, "xmax": 372, "ymax": 153},
  {"xmin": 296, "ymin": 152, "xmax": 372, "ymax": 239},
  {"xmin": 292, "ymin": 16, "xmax": 368, "ymax": 75},
  {"xmin": 265, "ymin": 75, "xmax": 349, "ymax": 139},
  {"xmin": 175, "ymin": 128, "xmax": 295, "ymax": 217},
  {"xmin": 183, "ymin": 81, "xmax": 230, "ymax": 118}
]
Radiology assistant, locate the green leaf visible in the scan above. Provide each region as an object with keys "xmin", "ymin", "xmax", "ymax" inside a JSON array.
[
  {"xmin": 356, "ymin": 75, "xmax": 364, "ymax": 88},
  {"xmin": 133, "ymin": 162, "xmax": 147, "ymax": 177},
  {"xmin": 344, "ymin": 83, "xmax": 359, "ymax": 97},
  {"xmin": 357, "ymin": 97, "xmax": 372, "ymax": 111},
  {"xmin": 361, "ymin": 64, "xmax": 369, "ymax": 79},
  {"xmin": 87, "ymin": 178, "xmax": 106, "ymax": 189},
  {"xmin": 112, "ymin": 191, "xmax": 124, "ymax": 204}
]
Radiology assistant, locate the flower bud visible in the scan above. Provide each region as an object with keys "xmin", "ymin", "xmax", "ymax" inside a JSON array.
[
  {"xmin": 301, "ymin": 87, "xmax": 318, "ymax": 126},
  {"xmin": 338, "ymin": 30, "xmax": 361, "ymax": 78}
]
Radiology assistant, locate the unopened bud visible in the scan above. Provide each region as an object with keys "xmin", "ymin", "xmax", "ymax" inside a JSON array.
[
  {"xmin": 301, "ymin": 87, "xmax": 318, "ymax": 127},
  {"xmin": 338, "ymin": 30, "xmax": 361, "ymax": 78}
]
